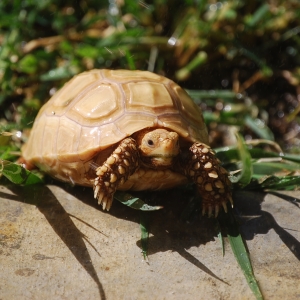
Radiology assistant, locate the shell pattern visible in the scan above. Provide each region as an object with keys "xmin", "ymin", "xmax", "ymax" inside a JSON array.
[{"xmin": 22, "ymin": 69, "xmax": 208, "ymax": 186}]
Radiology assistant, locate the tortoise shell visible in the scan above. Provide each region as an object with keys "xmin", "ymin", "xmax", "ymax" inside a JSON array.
[{"xmin": 22, "ymin": 69, "xmax": 208, "ymax": 187}]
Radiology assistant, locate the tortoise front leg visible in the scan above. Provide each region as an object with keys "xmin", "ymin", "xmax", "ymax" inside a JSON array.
[
  {"xmin": 93, "ymin": 137, "xmax": 139, "ymax": 211},
  {"xmin": 185, "ymin": 142, "xmax": 233, "ymax": 217}
]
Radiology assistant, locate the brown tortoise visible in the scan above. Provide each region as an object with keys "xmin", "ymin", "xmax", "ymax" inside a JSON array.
[{"xmin": 22, "ymin": 69, "xmax": 232, "ymax": 216}]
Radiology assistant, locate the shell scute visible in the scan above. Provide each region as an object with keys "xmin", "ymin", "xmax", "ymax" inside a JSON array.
[
  {"xmin": 56, "ymin": 117, "xmax": 81, "ymax": 161},
  {"xmin": 77, "ymin": 126, "xmax": 99, "ymax": 160},
  {"xmin": 73, "ymin": 84, "xmax": 117, "ymax": 119},
  {"xmin": 124, "ymin": 82, "xmax": 175, "ymax": 114},
  {"xmin": 41, "ymin": 117, "xmax": 58, "ymax": 158},
  {"xmin": 105, "ymin": 69, "xmax": 165, "ymax": 82},
  {"xmin": 97, "ymin": 122, "xmax": 127, "ymax": 148},
  {"xmin": 68, "ymin": 83, "xmax": 123, "ymax": 126},
  {"xmin": 172, "ymin": 84, "xmax": 206, "ymax": 131},
  {"xmin": 158, "ymin": 117, "xmax": 190, "ymax": 138},
  {"xmin": 44, "ymin": 70, "xmax": 103, "ymax": 117},
  {"xmin": 114, "ymin": 114, "xmax": 156, "ymax": 137}
]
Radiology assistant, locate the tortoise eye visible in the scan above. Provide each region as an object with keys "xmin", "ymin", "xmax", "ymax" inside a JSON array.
[{"xmin": 147, "ymin": 139, "xmax": 154, "ymax": 146}]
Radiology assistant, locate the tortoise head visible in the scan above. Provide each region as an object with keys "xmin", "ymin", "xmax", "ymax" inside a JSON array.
[{"xmin": 136, "ymin": 128, "xmax": 180, "ymax": 168}]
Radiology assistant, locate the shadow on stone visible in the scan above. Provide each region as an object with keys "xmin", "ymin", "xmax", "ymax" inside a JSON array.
[
  {"xmin": 6, "ymin": 184, "xmax": 107, "ymax": 300},
  {"xmin": 269, "ymin": 191, "xmax": 300, "ymax": 209},
  {"xmin": 234, "ymin": 190, "xmax": 300, "ymax": 261},
  {"xmin": 68, "ymin": 184, "xmax": 229, "ymax": 282}
]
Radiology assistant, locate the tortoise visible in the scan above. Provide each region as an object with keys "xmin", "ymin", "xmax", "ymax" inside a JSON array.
[{"xmin": 22, "ymin": 69, "xmax": 232, "ymax": 217}]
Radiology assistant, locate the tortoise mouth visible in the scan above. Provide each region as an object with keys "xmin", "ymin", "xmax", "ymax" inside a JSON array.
[
  {"xmin": 147, "ymin": 154, "xmax": 177, "ymax": 158},
  {"xmin": 141, "ymin": 154, "xmax": 177, "ymax": 169}
]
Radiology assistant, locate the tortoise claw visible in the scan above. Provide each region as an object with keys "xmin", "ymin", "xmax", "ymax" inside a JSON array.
[
  {"xmin": 94, "ymin": 184, "xmax": 100, "ymax": 199},
  {"xmin": 214, "ymin": 205, "xmax": 220, "ymax": 218},
  {"xmin": 222, "ymin": 201, "xmax": 228, "ymax": 213},
  {"xmin": 96, "ymin": 191, "xmax": 104, "ymax": 205},
  {"xmin": 97, "ymin": 193, "xmax": 111, "ymax": 211},
  {"xmin": 208, "ymin": 206, "xmax": 213, "ymax": 218},
  {"xmin": 102, "ymin": 197, "xmax": 107, "ymax": 210},
  {"xmin": 106, "ymin": 198, "xmax": 113, "ymax": 211},
  {"xmin": 201, "ymin": 200, "xmax": 229, "ymax": 218},
  {"xmin": 96, "ymin": 192, "xmax": 112, "ymax": 211}
]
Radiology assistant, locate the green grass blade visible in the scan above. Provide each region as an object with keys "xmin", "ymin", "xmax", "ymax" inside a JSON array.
[
  {"xmin": 216, "ymin": 145, "xmax": 300, "ymax": 166},
  {"xmin": 40, "ymin": 66, "xmax": 76, "ymax": 81},
  {"xmin": 114, "ymin": 191, "xmax": 163, "ymax": 211},
  {"xmin": 253, "ymin": 160, "xmax": 300, "ymax": 176},
  {"xmin": 0, "ymin": 146, "xmax": 19, "ymax": 161},
  {"xmin": 216, "ymin": 221, "xmax": 225, "ymax": 257},
  {"xmin": 244, "ymin": 116, "xmax": 274, "ymax": 141},
  {"xmin": 218, "ymin": 209, "xmax": 263, "ymax": 300},
  {"xmin": 140, "ymin": 211, "xmax": 150, "ymax": 260},
  {"xmin": 227, "ymin": 230, "xmax": 263, "ymax": 300},
  {"xmin": 235, "ymin": 134, "xmax": 253, "ymax": 186},
  {"xmin": 278, "ymin": 153, "xmax": 300, "ymax": 163},
  {"xmin": 259, "ymin": 175, "xmax": 300, "ymax": 190},
  {"xmin": 176, "ymin": 51, "xmax": 208, "ymax": 80},
  {"xmin": 1, "ymin": 160, "xmax": 43, "ymax": 185},
  {"xmin": 187, "ymin": 89, "xmax": 242, "ymax": 102},
  {"xmin": 124, "ymin": 49, "xmax": 136, "ymax": 70},
  {"xmin": 218, "ymin": 231, "xmax": 225, "ymax": 257},
  {"xmin": 245, "ymin": 3, "xmax": 270, "ymax": 27}
]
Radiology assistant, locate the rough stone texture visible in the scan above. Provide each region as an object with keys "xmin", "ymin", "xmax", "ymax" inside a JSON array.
[{"xmin": 0, "ymin": 182, "xmax": 299, "ymax": 300}]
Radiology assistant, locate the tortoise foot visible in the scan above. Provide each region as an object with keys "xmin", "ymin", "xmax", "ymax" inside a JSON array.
[
  {"xmin": 93, "ymin": 137, "xmax": 139, "ymax": 210},
  {"xmin": 185, "ymin": 142, "xmax": 233, "ymax": 218},
  {"xmin": 201, "ymin": 198, "xmax": 234, "ymax": 218}
]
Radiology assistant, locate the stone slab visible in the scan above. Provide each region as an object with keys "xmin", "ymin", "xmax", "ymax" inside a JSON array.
[{"xmin": 0, "ymin": 183, "xmax": 299, "ymax": 299}]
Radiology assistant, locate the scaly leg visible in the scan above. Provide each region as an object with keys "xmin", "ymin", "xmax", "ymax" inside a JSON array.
[
  {"xmin": 185, "ymin": 142, "xmax": 233, "ymax": 217},
  {"xmin": 93, "ymin": 137, "xmax": 139, "ymax": 211}
]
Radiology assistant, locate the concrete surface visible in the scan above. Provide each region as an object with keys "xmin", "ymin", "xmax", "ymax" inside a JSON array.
[{"xmin": 0, "ymin": 182, "xmax": 299, "ymax": 300}]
